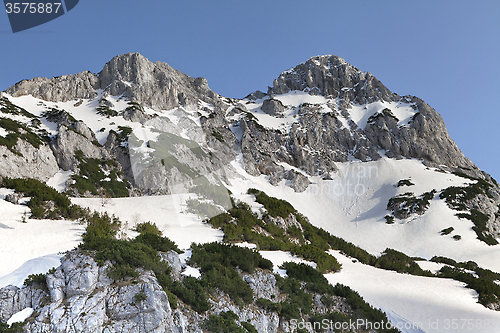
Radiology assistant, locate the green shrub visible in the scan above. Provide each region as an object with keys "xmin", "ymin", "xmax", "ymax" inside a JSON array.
[
  {"xmin": 1, "ymin": 178, "xmax": 83, "ymax": 219},
  {"xmin": 375, "ymin": 248, "xmax": 432, "ymax": 276},
  {"xmin": 0, "ymin": 117, "xmax": 44, "ymax": 155},
  {"xmin": 386, "ymin": 190, "xmax": 435, "ymax": 219},
  {"xmin": 440, "ymin": 227, "xmax": 454, "ymax": 235},
  {"xmin": 203, "ymin": 311, "xmax": 247, "ymax": 333},
  {"xmin": 0, "ymin": 322, "xmax": 25, "ymax": 333},
  {"xmin": 0, "ymin": 97, "xmax": 37, "ymax": 118},
  {"xmin": 71, "ymin": 154, "xmax": 130, "ymax": 198},
  {"xmin": 133, "ymin": 292, "xmax": 148, "ymax": 303},
  {"xmin": 248, "ymin": 189, "xmax": 295, "ymax": 218},
  {"xmin": 397, "ymin": 179, "xmax": 414, "ymax": 187},
  {"xmin": 456, "ymin": 209, "xmax": 497, "ymax": 245},
  {"xmin": 109, "ymin": 126, "xmax": 133, "ymax": 145},
  {"xmin": 96, "ymin": 106, "xmax": 118, "ymax": 117},
  {"xmin": 134, "ymin": 233, "xmax": 181, "ymax": 254},
  {"xmin": 134, "ymin": 222, "xmax": 162, "ymax": 236},
  {"xmin": 331, "ymin": 284, "xmax": 399, "ymax": 332},
  {"xmin": 189, "ymin": 242, "xmax": 272, "ymax": 305},
  {"xmin": 282, "ymin": 262, "xmax": 334, "ymax": 295},
  {"xmin": 275, "ymin": 275, "xmax": 313, "ymax": 319},
  {"xmin": 23, "ymin": 273, "xmax": 47, "ymax": 290}
]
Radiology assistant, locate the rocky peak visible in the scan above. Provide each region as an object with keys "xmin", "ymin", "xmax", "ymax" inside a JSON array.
[
  {"xmin": 99, "ymin": 52, "xmax": 157, "ymax": 88},
  {"xmin": 271, "ymin": 55, "xmax": 398, "ymax": 104},
  {"xmin": 5, "ymin": 53, "xmax": 221, "ymax": 111}
]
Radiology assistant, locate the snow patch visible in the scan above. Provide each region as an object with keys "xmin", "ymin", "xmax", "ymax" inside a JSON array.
[
  {"xmin": 325, "ymin": 251, "xmax": 500, "ymax": 333},
  {"xmin": 7, "ymin": 307, "xmax": 33, "ymax": 326},
  {"xmin": 46, "ymin": 170, "xmax": 73, "ymax": 193}
]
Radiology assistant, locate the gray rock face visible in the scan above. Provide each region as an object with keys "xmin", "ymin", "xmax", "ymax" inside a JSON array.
[
  {"xmin": 272, "ymin": 55, "xmax": 397, "ymax": 104},
  {"xmin": 0, "ymin": 285, "xmax": 48, "ymax": 323},
  {"xmin": 0, "ymin": 140, "xmax": 58, "ymax": 182},
  {"xmin": 6, "ymin": 53, "xmax": 222, "ymax": 112},
  {"xmin": 6, "ymin": 71, "xmax": 99, "ymax": 102},
  {"xmin": 261, "ymin": 99, "xmax": 285, "ymax": 117},
  {"xmin": 237, "ymin": 61, "xmax": 478, "ymax": 192},
  {"xmin": 0, "ymin": 250, "xmax": 291, "ymax": 333},
  {"xmin": 265, "ymin": 213, "xmax": 303, "ymax": 232},
  {"xmin": 50, "ymin": 125, "xmax": 106, "ymax": 171},
  {"xmin": 3, "ymin": 52, "xmax": 499, "ymax": 237},
  {"xmin": 0, "ymin": 250, "xmax": 176, "ymax": 333}
]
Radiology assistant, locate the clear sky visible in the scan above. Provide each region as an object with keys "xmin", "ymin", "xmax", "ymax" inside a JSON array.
[{"xmin": 1, "ymin": 0, "xmax": 499, "ymax": 180}]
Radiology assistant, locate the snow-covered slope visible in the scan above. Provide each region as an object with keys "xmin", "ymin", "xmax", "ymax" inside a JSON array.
[{"xmin": 2, "ymin": 53, "xmax": 500, "ymax": 332}]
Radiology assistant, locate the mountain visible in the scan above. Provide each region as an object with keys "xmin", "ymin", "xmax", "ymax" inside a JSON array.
[{"xmin": 1, "ymin": 53, "xmax": 500, "ymax": 332}]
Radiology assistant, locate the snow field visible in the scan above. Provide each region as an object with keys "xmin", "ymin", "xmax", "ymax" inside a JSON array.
[{"xmin": 325, "ymin": 251, "xmax": 500, "ymax": 333}]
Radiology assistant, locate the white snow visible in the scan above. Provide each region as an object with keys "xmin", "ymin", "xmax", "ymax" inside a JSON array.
[
  {"xmin": 72, "ymin": 194, "xmax": 223, "ymax": 250},
  {"xmin": 241, "ymin": 91, "xmax": 415, "ymax": 132},
  {"xmin": 0, "ymin": 192, "xmax": 85, "ymax": 285},
  {"xmin": 46, "ymin": 170, "xmax": 73, "ymax": 192},
  {"xmin": 226, "ymin": 157, "xmax": 500, "ymax": 271},
  {"xmin": 7, "ymin": 307, "xmax": 33, "ymax": 326},
  {"xmin": 2, "ymin": 91, "xmax": 500, "ymax": 331},
  {"xmin": 0, "ymin": 127, "xmax": 8, "ymax": 137},
  {"xmin": 272, "ymin": 90, "xmax": 328, "ymax": 106},
  {"xmin": 259, "ymin": 250, "xmax": 317, "ymax": 277},
  {"xmin": 348, "ymin": 101, "xmax": 416, "ymax": 129},
  {"xmin": 234, "ymin": 242, "xmax": 258, "ymax": 249},
  {"xmin": 0, "ymin": 254, "xmax": 62, "ymax": 288},
  {"xmin": 417, "ymin": 261, "xmax": 445, "ymax": 275},
  {"xmin": 325, "ymin": 251, "xmax": 500, "ymax": 333},
  {"xmin": 182, "ymin": 266, "xmax": 201, "ymax": 279}
]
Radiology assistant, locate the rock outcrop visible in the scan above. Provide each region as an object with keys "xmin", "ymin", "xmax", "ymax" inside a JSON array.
[
  {"xmin": 6, "ymin": 53, "xmax": 222, "ymax": 112},
  {"xmin": 0, "ymin": 140, "xmax": 58, "ymax": 182},
  {"xmin": 0, "ymin": 250, "xmax": 287, "ymax": 333}
]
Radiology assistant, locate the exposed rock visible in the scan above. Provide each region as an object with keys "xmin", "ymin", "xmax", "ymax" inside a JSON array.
[
  {"xmin": 0, "ymin": 140, "xmax": 58, "ymax": 182},
  {"xmin": 4, "ymin": 192, "xmax": 23, "ymax": 204},
  {"xmin": 284, "ymin": 170, "xmax": 310, "ymax": 193},
  {"xmin": 265, "ymin": 213, "xmax": 303, "ymax": 232},
  {"xmin": 99, "ymin": 53, "xmax": 221, "ymax": 110},
  {"xmin": 5, "ymin": 71, "xmax": 99, "ymax": 102},
  {"xmin": 6, "ymin": 53, "xmax": 222, "ymax": 112},
  {"xmin": 261, "ymin": 99, "xmax": 285, "ymax": 117},
  {"xmin": 122, "ymin": 107, "xmax": 149, "ymax": 124},
  {"xmin": 242, "ymin": 269, "xmax": 279, "ymax": 301},
  {"xmin": 50, "ymin": 125, "xmax": 106, "ymax": 171},
  {"xmin": 160, "ymin": 250, "xmax": 184, "ymax": 281}
]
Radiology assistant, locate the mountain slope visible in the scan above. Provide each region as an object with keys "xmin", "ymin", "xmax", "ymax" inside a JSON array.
[{"xmin": 1, "ymin": 53, "xmax": 500, "ymax": 332}]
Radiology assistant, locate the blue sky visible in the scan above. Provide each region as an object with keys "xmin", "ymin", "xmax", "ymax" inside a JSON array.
[{"xmin": 1, "ymin": 0, "xmax": 499, "ymax": 180}]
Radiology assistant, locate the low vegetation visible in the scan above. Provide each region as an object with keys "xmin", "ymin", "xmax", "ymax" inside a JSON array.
[
  {"xmin": 208, "ymin": 190, "xmax": 342, "ymax": 273},
  {"xmin": 0, "ymin": 97, "xmax": 37, "ymax": 118},
  {"xmin": 1, "ymin": 177, "xmax": 87, "ymax": 219},
  {"xmin": 440, "ymin": 176, "xmax": 498, "ymax": 245},
  {"xmin": 96, "ymin": 106, "xmax": 119, "ymax": 117},
  {"xmin": 71, "ymin": 150, "xmax": 130, "ymax": 198},
  {"xmin": 203, "ymin": 311, "xmax": 256, "ymax": 333},
  {"xmin": 109, "ymin": 126, "xmax": 133, "ymax": 145},
  {"xmin": 386, "ymin": 190, "xmax": 436, "ymax": 220},
  {"xmin": 0, "ymin": 117, "xmax": 45, "ymax": 156},
  {"xmin": 396, "ymin": 179, "xmax": 414, "ymax": 187},
  {"xmin": 431, "ymin": 256, "xmax": 500, "ymax": 306}
]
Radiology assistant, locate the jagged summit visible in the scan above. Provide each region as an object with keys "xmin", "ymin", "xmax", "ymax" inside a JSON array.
[
  {"xmin": 270, "ymin": 54, "xmax": 397, "ymax": 104},
  {"xmin": 5, "ymin": 52, "xmax": 221, "ymax": 110}
]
